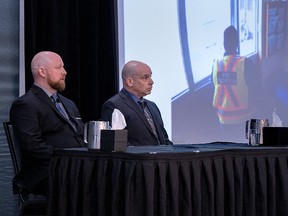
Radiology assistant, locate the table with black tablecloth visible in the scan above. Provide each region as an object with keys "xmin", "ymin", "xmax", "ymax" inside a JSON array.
[{"xmin": 47, "ymin": 143, "xmax": 288, "ymax": 216}]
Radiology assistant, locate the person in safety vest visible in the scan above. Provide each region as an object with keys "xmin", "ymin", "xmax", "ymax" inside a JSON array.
[{"xmin": 212, "ymin": 25, "xmax": 260, "ymax": 142}]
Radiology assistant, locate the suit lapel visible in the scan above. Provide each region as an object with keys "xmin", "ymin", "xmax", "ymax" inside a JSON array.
[
  {"xmin": 144, "ymin": 101, "xmax": 162, "ymax": 141},
  {"xmin": 119, "ymin": 90, "xmax": 141, "ymax": 114},
  {"xmin": 144, "ymin": 100, "xmax": 166, "ymax": 144},
  {"xmin": 58, "ymin": 95, "xmax": 79, "ymax": 131},
  {"xmin": 31, "ymin": 85, "xmax": 77, "ymax": 130},
  {"xmin": 119, "ymin": 90, "xmax": 154, "ymax": 132},
  {"xmin": 31, "ymin": 85, "xmax": 59, "ymax": 112},
  {"xmin": 119, "ymin": 90, "xmax": 159, "ymax": 139}
]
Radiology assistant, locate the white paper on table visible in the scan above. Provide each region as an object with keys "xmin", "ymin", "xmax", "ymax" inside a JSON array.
[{"xmin": 111, "ymin": 109, "xmax": 127, "ymax": 129}]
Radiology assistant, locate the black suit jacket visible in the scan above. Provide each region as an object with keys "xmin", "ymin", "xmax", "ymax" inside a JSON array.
[
  {"xmin": 101, "ymin": 88, "xmax": 172, "ymax": 146},
  {"xmin": 10, "ymin": 84, "xmax": 85, "ymax": 192}
]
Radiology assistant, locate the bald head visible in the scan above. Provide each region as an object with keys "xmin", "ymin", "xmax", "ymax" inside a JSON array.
[
  {"xmin": 122, "ymin": 60, "xmax": 154, "ymax": 98},
  {"xmin": 122, "ymin": 60, "xmax": 150, "ymax": 80},
  {"xmin": 31, "ymin": 51, "xmax": 60, "ymax": 78},
  {"xmin": 30, "ymin": 51, "xmax": 67, "ymax": 93}
]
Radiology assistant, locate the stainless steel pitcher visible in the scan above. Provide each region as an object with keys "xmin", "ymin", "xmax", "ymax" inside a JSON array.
[
  {"xmin": 245, "ymin": 119, "xmax": 269, "ymax": 146},
  {"xmin": 84, "ymin": 121, "xmax": 110, "ymax": 149}
]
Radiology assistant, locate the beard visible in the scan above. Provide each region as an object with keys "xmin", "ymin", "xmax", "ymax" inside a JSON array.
[{"xmin": 47, "ymin": 78, "xmax": 66, "ymax": 92}]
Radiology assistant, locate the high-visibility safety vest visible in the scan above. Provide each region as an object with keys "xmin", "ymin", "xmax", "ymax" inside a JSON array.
[{"xmin": 212, "ymin": 55, "xmax": 251, "ymax": 124}]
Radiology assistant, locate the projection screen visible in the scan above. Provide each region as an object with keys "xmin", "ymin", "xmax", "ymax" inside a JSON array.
[{"xmin": 118, "ymin": 0, "xmax": 288, "ymax": 144}]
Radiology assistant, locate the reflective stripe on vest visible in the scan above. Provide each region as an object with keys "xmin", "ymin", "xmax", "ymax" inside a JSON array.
[
  {"xmin": 216, "ymin": 56, "xmax": 240, "ymax": 107},
  {"xmin": 212, "ymin": 55, "xmax": 250, "ymax": 124}
]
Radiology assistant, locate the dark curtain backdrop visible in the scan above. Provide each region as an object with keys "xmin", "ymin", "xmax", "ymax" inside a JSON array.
[{"xmin": 24, "ymin": 0, "xmax": 118, "ymax": 122}]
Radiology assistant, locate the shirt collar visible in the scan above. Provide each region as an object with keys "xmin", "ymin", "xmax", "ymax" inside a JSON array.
[
  {"xmin": 33, "ymin": 83, "xmax": 56, "ymax": 98},
  {"xmin": 122, "ymin": 88, "xmax": 143, "ymax": 106}
]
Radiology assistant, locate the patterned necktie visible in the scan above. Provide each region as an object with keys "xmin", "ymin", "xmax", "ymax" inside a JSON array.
[
  {"xmin": 51, "ymin": 94, "xmax": 77, "ymax": 131},
  {"xmin": 138, "ymin": 100, "xmax": 159, "ymax": 143},
  {"xmin": 51, "ymin": 94, "xmax": 69, "ymax": 119}
]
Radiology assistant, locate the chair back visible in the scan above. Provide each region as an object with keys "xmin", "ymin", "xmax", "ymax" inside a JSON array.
[
  {"xmin": 3, "ymin": 122, "xmax": 47, "ymax": 215},
  {"xmin": 3, "ymin": 122, "xmax": 22, "ymax": 176}
]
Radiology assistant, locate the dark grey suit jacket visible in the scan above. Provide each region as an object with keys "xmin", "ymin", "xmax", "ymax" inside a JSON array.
[
  {"xmin": 101, "ymin": 88, "xmax": 172, "ymax": 146},
  {"xmin": 10, "ymin": 84, "xmax": 85, "ymax": 192}
]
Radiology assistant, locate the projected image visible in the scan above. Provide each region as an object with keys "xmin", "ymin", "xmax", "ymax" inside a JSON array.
[
  {"xmin": 239, "ymin": 0, "xmax": 257, "ymax": 56},
  {"xmin": 175, "ymin": 0, "xmax": 288, "ymax": 143},
  {"xmin": 119, "ymin": 0, "xmax": 288, "ymax": 144}
]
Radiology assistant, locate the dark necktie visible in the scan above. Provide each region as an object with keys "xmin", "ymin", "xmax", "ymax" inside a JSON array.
[
  {"xmin": 51, "ymin": 94, "xmax": 69, "ymax": 119},
  {"xmin": 138, "ymin": 100, "xmax": 159, "ymax": 143},
  {"xmin": 51, "ymin": 94, "xmax": 77, "ymax": 131}
]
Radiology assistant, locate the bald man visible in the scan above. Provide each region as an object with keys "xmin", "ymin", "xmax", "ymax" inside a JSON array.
[
  {"xmin": 101, "ymin": 60, "xmax": 172, "ymax": 146},
  {"xmin": 10, "ymin": 51, "xmax": 85, "ymax": 195}
]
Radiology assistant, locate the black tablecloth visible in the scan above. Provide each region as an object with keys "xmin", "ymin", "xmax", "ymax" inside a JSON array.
[{"xmin": 47, "ymin": 143, "xmax": 288, "ymax": 216}]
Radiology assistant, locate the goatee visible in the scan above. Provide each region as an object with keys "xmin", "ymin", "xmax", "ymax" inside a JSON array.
[{"xmin": 48, "ymin": 80, "xmax": 66, "ymax": 92}]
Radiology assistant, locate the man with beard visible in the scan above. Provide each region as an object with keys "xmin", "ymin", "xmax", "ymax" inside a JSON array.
[{"xmin": 10, "ymin": 51, "xmax": 85, "ymax": 195}]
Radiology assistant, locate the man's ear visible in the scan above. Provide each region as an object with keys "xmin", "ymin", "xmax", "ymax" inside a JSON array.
[
  {"xmin": 38, "ymin": 67, "xmax": 46, "ymax": 78},
  {"xmin": 126, "ymin": 77, "xmax": 133, "ymax": 87}
]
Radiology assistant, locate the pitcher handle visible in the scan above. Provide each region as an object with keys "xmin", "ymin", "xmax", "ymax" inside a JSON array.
[
  {"xmin": 245, "ymin": 120, "xmax": 249, "ymax": 139},
  {"xmin": 84, "ymin": 122, "xmax": 88, "ymax": 143}
]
